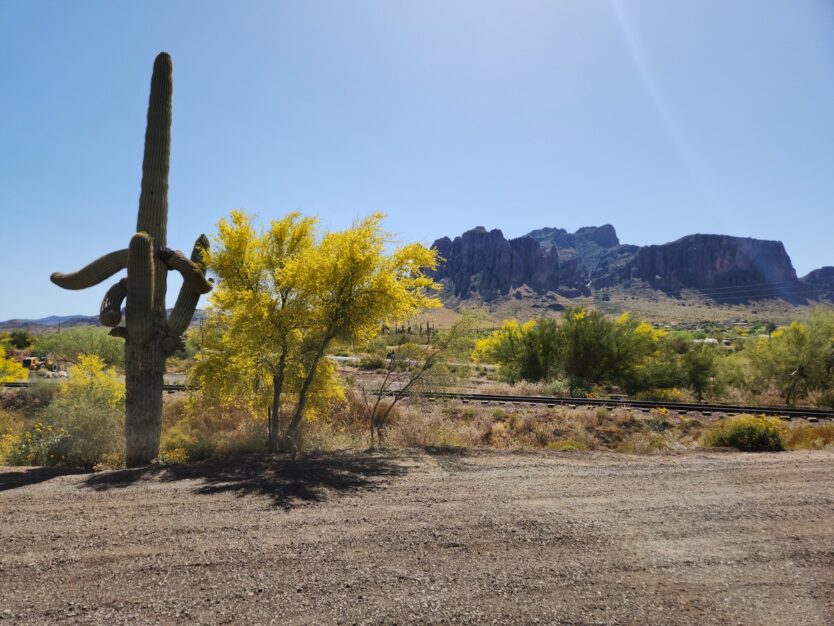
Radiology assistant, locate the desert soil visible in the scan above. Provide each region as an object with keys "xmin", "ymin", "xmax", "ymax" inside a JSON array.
[{"xmin": 1, "ymin": 449, "xmax": 832, "ymax": 625}]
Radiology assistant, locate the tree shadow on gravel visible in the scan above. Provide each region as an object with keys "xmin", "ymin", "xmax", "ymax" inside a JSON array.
[
  {"xmin": 420, "ymin": 446, "xmax": 478, "ymax": 474},
  {"xmin": 0, "ymin": 467, "xmax": 89, "ymax": 492},
  {"xmin": 82, "ymin": 451, "xmax": 407, "ymax": 509}
]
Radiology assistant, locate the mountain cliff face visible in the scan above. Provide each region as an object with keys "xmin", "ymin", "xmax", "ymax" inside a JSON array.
[
  {"xmin": 431, "ymin": 227, "xmax": 558, "ymax": 299},
  {"xmin": 432, "ymin": 225, "xmax": 828, "ymax": 304},
  {"xmin": 621, "ymin": 234, "xmax": 807, "ymax": 303}
]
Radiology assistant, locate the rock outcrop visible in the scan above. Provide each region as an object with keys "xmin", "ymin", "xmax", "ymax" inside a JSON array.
[
  {"xmin": 527, "ymin": 224, "xmax": 629, "ymax": 289},
  {"xmin": 620, "ymin": 234, "xmax": 806, "ymax": 303},
  {"xmin": 801, "ymin": 267, "xmax": 834, "ymax": 302},
  {"xmin": 528, "ymin": 224, "xmax": 619, "ymax": 256},
  {"xmin": 575, "ymin": 224, "xmax": 620, "ymax": 250},
  {"xmin": 431, "ymin": 227, "xmax": 558, "ymax": 300},
  {"xmin": 527, "ymin": 226, "xmax": 575, "ymax": 250}
]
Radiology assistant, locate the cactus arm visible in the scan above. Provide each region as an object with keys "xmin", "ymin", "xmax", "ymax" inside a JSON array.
[
  {"xmin": 50, "ymin": 249, "xmax": 129, "ymax": 290},
  {"xmin": 126, "ymin": 233, "xmax": 156, "ymax": 343},
  {"xmin": 161, "ymin": 334, "xmax": 185, "ymax": 356},
  {"xmin": 109, "ymin": 326, "xmax": 128, "ymax": 339},
  {"xmin": 160, "ymin": 247, "xmax": 213, "ymax": 294},
  {"xmin": 100, "ymin": 278, "xmax": 128, "ymax": 326},
  {"xmin": 167, "ymin": 234, "xmax": 211, "ymax": 336}
]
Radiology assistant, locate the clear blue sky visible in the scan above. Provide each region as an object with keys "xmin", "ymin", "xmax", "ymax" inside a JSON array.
[{"xmin": 2, "ymin": 1, "xmax": 833, "ymax": 319}]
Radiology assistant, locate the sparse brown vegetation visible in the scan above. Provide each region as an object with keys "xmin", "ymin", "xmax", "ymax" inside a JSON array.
[{"xmin": 262, "ymin": 398, "xmax": 831, "ymax": 457}]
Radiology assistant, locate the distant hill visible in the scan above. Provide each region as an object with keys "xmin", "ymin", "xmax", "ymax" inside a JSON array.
[
  {"xmin": 431, "ymin": 225, "xmax": 827, "ymax": 306},
  {"xmin": 0, "ymin": 315, "xmax": 99, "ymax": 333},
  {"xmin": 0, "ymin": 310, "xmax": 206, "ymax": 333}
]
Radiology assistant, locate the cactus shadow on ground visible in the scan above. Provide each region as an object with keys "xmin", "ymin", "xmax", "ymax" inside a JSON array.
[
  {"xmin": 82, "ymin": 451, "xmax": 407, "ymax": 510},
  {"xmin": 0, "ymin": 467, "xmax": 89, "ymax": 492}
]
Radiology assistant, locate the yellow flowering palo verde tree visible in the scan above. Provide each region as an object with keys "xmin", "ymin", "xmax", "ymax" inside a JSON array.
[
  {"xmin": 193, "ymin": 210, "xmax": 441, "ymax": 451},
  {"xmin": 473, "ymin": 319, "xmax": 538, "ymax": 383},
  {"xmin": 192, "ymin": 210, "xmax": 320, "ymax": 450}
]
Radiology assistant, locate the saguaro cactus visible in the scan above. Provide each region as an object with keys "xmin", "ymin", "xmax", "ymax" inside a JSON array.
[{"xmin": 51, "ymin": 53, "xmax": 212, "ymax": 466}]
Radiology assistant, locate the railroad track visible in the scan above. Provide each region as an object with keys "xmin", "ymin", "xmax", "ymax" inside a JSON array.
[
  {"xmin": 4, "ymin": 381, "xmax": 832, "ymax": 420},
  {"xmin": 419, "ymin": 391, "xmax": 834, "ymax": 420}
]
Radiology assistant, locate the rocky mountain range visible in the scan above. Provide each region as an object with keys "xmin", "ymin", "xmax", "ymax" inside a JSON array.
[
  {"xmin": 5, "ymin": 228, "xmax": 832, "ymax": 329},
  {"xmin": 431, "ymin": 225, "xmax": 831, "ymax": 305}
]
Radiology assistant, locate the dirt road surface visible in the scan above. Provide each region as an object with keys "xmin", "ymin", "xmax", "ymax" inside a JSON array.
[{"xmin": 1, "ymin": 449, "xmax": 832, "ymax": 625}]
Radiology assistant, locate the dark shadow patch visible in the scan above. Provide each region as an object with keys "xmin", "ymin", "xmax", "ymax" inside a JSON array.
[
  {"xmin": 0, "ymin": 466, "xmax": 89, "ymax": 492},
  {"xmin": 82, "ymin": 451, "xmax": 406, "ymax": 509},
  {"xmin": 421, "ymin": 445, "xmax": 472, "ymax": 457},
  {"xmin": 420, "ymin": 445, "xmax": 478, "ymax": 473}
]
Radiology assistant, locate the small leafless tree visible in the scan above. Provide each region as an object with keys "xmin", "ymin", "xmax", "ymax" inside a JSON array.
[{"xmin": 359, "ymin": 313, "xmax": 479, "ymax": 448}]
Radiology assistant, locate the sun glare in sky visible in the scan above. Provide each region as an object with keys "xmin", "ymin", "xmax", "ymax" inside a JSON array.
[{"xmin": 1, "ymin": 1, "xmax": 833, "ymax": 318}]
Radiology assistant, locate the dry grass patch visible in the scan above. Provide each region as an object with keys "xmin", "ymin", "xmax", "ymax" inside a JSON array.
[{"xmin": 782, "ymin": 422, "xmax": 834, "ymax": 450}]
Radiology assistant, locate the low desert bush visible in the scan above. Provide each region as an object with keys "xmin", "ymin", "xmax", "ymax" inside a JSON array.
[
  {"xmin": 0, "ymin": 407, "xmax": 23, "ymax": 435},
  {"xmin": 617, "ymin": 431, "xmax": 674, "ymax": 455},
  {"xmin": 816, "ymin": 390, "xmax": 834, "ymax": 410},
  {"xmin": 302, "ymin": 418, "xmax": 370, "ymax": 451},
  {"xmin": 474, "ymin": 379, "xmax": 570, "ymax": 397},
  {"xmin": 635, "ymin": 388, "xmax": 686, "ymax": 402},
  {"xmin": 5, "ymin": 356, "xmax": 126, "ymax": 468},
  {"xmin": 300, "ymin": 391, "xmax": 375, "ymax": 450},
  {"xmin": 3, "ymin": 422, "xmax": 67, "ymax": 466},
  {"xmin": 385, "ymin": 403, "xmax": 483, "ymax": 448},
  {"xmin": 160, "ymin": 396, "xmax": 265, "ymax": 461},
  {"xmin": 594, "ymin": 407, "xmax": 610, "ymax": 423},
  {"xmin": 702, "ymin": 414, "xmax": 785, "ymax": 452},
  {"xmin": 0, "ymin": 382, "xmax": 57, "ymax": 413},
  {"xmin": 46, "ymin": 355, "xmax": 125, "ymax": 467},
  {"xmin": 357, "ymin": 354, "xmax": 388, "ymax": 371},
  {"xmin": 1, "ymin": 401, "xmax": 52, "ymax": 466},
  {"xmin": 0, "ymin": 409, "xmax": 23, "ymax": 464}
]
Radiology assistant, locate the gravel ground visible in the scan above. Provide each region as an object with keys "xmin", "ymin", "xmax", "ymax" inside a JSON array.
[{"xmin": 1, "ymin": 449, "xmax": 832, "ymax": 625}]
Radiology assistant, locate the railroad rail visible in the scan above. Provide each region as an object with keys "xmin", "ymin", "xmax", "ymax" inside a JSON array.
[
  {"xmin": 419, "ymin": 391, "xmax": 834, "ymax": 420},
  {"xmin": 3, "ymin": 381, "xmax": 832, "ymax": 420}
]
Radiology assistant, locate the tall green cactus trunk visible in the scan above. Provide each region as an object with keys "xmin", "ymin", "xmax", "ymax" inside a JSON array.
[
  {"xmin": 125, "ymin": 337, "xmax": 165, "ymax": 466},
  {"xmin": 51, "ymin": 53, "xmax": 213, "ymax": 467},
  {"xmin": 124, "ymin": 53, "xmax": 171, "ymax": 467}
]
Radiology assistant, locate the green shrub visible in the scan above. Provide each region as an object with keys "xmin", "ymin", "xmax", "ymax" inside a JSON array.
[
  {"xmin": 702, "ymin": 414, "xmax": 784, "ymax": 452},
  {"xmin": 40, "ymin": 355, "xmax": 125, "ymax": 467},
  {"xmin": 1, "ymin": 407, "xmax": 24, "ymax": 465},
  {"xmin": 4, "ymin": 422, "xmax": 67, "ymax": 466},
  {"xmin": 0, "ymin": 383, "xmax": 57, "ymax": 414},
  {"xmin": 32, "ymin": 326, "xmax": 124, "ymax": 368},
  {"xmin": 357, "ymin": 354, "xmax": 388, "ymax": 371}
]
